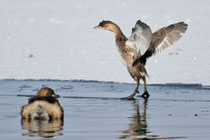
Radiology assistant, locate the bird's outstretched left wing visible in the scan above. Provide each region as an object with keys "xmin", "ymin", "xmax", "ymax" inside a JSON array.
[
  {"xmin": 150, "ymin": 22, "xmax": 188, "ymax": 54},
  {"xmin": 125, "ymin": 20, "xmax": 152, "ymax": 57},
  {"xmin": 132, "ymin": 21, "xmax": 188, "ymax": 66}
]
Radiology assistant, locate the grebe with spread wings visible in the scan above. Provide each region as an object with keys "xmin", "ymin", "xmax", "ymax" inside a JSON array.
[{"xmin": 94, "ymin": 20, "xmax": 187, "ymax": 99}]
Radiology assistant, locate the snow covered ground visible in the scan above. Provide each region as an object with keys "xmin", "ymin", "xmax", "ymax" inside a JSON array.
[{"xmin": 0, "ymin": 0, "xmax": 209, "ymax": 85}]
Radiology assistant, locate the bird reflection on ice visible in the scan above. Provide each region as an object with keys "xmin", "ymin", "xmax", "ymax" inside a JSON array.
[
  {"xmin": 119, "ymin": 99, "xmax": 148, "ymax": 139},
  {"xmin": 119, "ymin": 99, "xmax": 186, "ymax": 139},
  {"xmin": 21, "ymin": 118, "xmax": 63, "ymax": 138}
]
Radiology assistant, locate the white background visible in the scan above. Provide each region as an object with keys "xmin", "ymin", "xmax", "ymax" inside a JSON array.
[{"xmin": 0, "ymin": 0, "xmax": 209, "ymax": 85}]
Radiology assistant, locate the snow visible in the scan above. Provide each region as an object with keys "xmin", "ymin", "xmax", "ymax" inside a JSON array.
[{"xmin": 0, "ymin": 0, "xmax": 210, "ymax": 85}]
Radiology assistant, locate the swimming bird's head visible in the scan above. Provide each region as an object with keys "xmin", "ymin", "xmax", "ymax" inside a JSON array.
[
  {"xmin": 94, "ymin": 20, "xmax": 119, "ymax": 32},
  {"xmin": 36, "ymin": 87, "xmax": 60, "ymax": 98}
]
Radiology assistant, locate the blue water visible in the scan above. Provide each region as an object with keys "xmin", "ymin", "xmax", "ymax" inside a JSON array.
[{"xmin": 0, "ymin": 80, "xmax": 210, "ymax": 140}]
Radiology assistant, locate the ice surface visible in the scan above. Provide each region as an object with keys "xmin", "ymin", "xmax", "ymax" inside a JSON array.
[
  {"xmin": 0, "ymin": 0, "xmax": 209, "ymax": 85},
  {"xmin": 0, "ymin": 80, "xmax": 210, "ymax": 140}
]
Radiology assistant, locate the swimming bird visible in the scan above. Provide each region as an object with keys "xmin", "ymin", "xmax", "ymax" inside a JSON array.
[
  {"xmin": 21, "ymin": 87, "xmax": 63, "ymax": 120},
  {"xmin": 94, "ymin": 20, "xmax": 188, "ymax": 99},
  {"xmin": 36, "ymin": 87, "xmax": 60, "ymax": 98}
]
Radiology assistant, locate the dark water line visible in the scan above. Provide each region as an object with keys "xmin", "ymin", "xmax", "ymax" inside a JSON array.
[
  {"xmin": 16, "ymin": 95, "xmax": 135, "ymax": 101},
  {"xmin": 16, "ymin": 95, "xmax": 34, "ymax": 97},
  {"xmin": 1, "ymin": 79, "xmax": 209, "ymax": 89},
  {"xmin": 16, "ymin": 95, "xmax": 121, "ymax": 100},
  {"xmin": 62, "ymin": 96, "xmax": 122, "ymax": 100},
  {"xmin": 15, "ymin": 95, "xmax": 210, "ymax": 103}
]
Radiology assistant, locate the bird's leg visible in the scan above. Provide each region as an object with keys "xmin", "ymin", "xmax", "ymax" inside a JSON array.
[
  {"xmin": 140, "ymin": 77, "xmax": 150, "ymax": 98},
  {"xmin": 121, "ymin": 78, "xmax": 139, "ymax": 100},
  {"xmin": 134, "ymin": 78, "xmax": 140, "ymax": 94}
]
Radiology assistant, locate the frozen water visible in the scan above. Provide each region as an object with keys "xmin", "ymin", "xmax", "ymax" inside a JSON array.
[
  {"xmin": 0, "ymin": 0, "xmax": 210, "ymax": 85},
  {"xmin": 0, "ymin": 80, "xmax": 210, "ymax": 139}
]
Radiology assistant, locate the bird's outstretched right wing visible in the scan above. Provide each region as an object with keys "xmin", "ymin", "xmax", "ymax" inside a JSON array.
[{"xmin": 125, "ymin": 20, "xmax": 152, "ymax": 58}]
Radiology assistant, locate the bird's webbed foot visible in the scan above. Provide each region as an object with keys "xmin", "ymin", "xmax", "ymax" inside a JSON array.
[
  {"xmin": 121, "ymin": 90, "xmax": 139, "ymax": 100},
  {"xmin": 120, "ymin": 96, "xmax": 136, "ymax": 100},
  {"xmin": 134, "ymin": 89, "xmax": 139, "ymax": 94},
  {"xmin": 140, "ymin": 91, "xmax": 150, "ymax": 98}
]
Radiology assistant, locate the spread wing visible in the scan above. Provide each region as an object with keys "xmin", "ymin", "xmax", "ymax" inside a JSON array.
[
  {"xmin": 148, "ymin": 22, "xmax": 188, "ymax": 56},
  {"xmin": 132, "ymin": 22, "xmax": 188, "ymax": 66},
  {"xmin": 125, "ymin": 20, "xmax": 152, "ymax": 58}
]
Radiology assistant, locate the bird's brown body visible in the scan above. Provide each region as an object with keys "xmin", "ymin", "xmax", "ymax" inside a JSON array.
[
  {"xmin": 21, "ymin": 87, "xmax": 63, "ymax": 120},
  {"xmin": 95, "ymin": 20, "xmax": 188, "ymax": 99},
  {"xmin": 115, "ymin": 32, "xmax": 148, "ymax": 81}
]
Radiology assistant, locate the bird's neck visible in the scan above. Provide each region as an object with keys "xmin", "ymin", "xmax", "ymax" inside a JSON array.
[
  {"xmin": 115, "ymin": 30, "xmax": 127, "ymax": 41},
  {"xmin": 108, "ymin": 23, "xmax": 127, "ymax": 40}
]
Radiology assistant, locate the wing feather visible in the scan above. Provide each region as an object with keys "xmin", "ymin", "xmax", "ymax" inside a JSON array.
[
  {"xmin": 132, "ymin": 22, "xmax": 188, "ymax": 66},
  {"xmin": 125, "ymin": 20, "xmax": 152, "ymax": 57},
  {"xmin": 151, "ymin": 22, "xmax": 188, "ymax": 54}
]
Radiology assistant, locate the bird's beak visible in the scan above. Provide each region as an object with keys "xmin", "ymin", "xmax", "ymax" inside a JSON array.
[
  {"xmin": 94, "ymin": 25, "xmax": 101, "ymax": 29},
  {"xmin": 53, "ymin": 93, "xmax": 60, "ymax": 98}
]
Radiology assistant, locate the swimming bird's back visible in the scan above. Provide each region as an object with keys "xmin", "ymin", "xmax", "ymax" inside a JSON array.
[{"xmin": 21, "ymin": 97, "xmax": 63, "ymax": 120}]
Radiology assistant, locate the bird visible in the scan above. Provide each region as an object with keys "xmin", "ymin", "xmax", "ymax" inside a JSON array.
[
  {"xmin": 21, "ymin": 87, "xmax": 63, "ymax": 120},
  {"xmin": 94, "ymin": 20, "xmax": 188, "ymax": 99},
  {"xmin": 36, "ymin": 87, "xmax": 60, "ymax": 98}
]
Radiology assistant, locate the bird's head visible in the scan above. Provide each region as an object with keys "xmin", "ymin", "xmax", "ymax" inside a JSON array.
[
  {"xmin": 36, "ymin": 87, "xmax": 60, "ymax": 98},
  {"xmin": 94, "ymin": 20, "xmax": 117, "ymax": 32}
]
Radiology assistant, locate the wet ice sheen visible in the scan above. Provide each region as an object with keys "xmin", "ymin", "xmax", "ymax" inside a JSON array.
[{"xmin": 0, "ymin": 80, "xmax": 210, "ymax": 140}]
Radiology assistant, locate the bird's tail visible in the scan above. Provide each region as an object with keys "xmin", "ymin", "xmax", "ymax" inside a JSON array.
[{"xmin": 32, "ymin": 105, "xmax": 49, "ymax": 120}]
